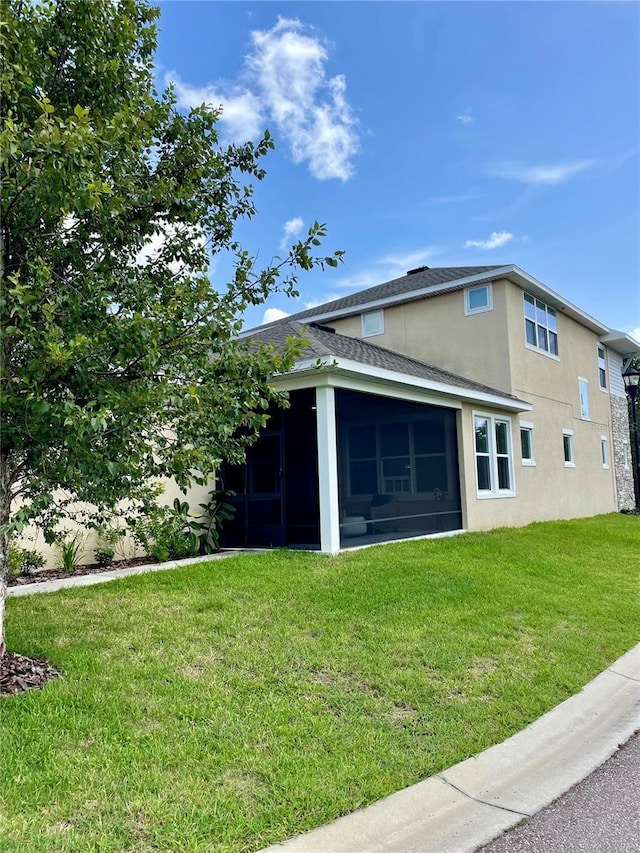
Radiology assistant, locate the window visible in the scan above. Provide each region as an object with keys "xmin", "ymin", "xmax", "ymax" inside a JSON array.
[
  {"xmin": 563, "ymin": 429, "xmax": 575, "ymax": 467},
  {"xmin": 361, "ymin": 309, "xmax": 384, "ymax": 337},
  {"xmin": 524, "ymin": 292, "xmax": 558, "ymax": 356},
  {"xmin": 519, "ymin": 421, "xmax": 535, "ymax": 466},
  {"xmin": 464, "ymin": 284, "xmax": 493, "ymax": 315},
  {"xmin": 597, "ymin": 346, "xmax": 607, "ymax": 391},
  {"xmin": 578, "ymin": 377, "xmax": 590, "ymax": 419},
  {"xmin": 600, "ymin": 436, "xmax": 609, "ymax": 469},
  {"xmin": 623, "ymin": 441, "xmax": 630, "ymax": 470},
  {"xmin": 474, "ymin": 413, "xmax": 515, "ymax": 497},
  {"xmin": 347, "ymin": 417, "xmax": 451, "ymax": 497}
]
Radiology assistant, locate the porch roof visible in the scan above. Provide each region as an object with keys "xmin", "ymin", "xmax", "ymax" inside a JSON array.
[{"xmin": 246, "ymin": 320, "xmax": 531, "ymax": 412}]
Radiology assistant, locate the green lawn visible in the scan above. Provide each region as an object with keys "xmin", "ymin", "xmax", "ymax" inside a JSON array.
[{"xmin": 1, "ymin": 515, "xmax": 638, "ymax": 852}]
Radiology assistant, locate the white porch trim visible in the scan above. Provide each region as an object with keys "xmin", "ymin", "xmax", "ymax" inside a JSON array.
[{"xmin": 315, "ymin": 386, "xmax": 341, "ymax": 554}]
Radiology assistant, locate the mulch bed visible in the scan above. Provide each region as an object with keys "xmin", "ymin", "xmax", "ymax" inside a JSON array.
[
  {"xmin": 8, "ymin": 555, "xmax": 159, "ymax": 587},
  {"xmin": 0, "ymin": 651, "xmax": 60, "ymax": 696}
]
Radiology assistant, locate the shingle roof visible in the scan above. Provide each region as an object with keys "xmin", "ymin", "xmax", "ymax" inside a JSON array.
[
  {"xmin": 247, "ymin": 319, "xmax": 524, "ymax": 404},
  {"xmin": 251, "ymin": 266, "xmax": 503, "ymax": 331}
]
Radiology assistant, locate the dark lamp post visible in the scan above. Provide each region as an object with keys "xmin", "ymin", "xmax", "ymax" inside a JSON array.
[{"xmin": 623, "ymin": 363, "xmax": 640, "ymax": 508}]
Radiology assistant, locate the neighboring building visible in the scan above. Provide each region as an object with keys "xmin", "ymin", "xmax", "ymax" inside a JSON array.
[{"xmin": 223, "ymin": 265, "xmax": 639, "ymax": 553}]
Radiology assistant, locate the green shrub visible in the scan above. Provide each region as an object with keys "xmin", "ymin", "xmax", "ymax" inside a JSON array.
[
  {"xmin": 129, "ymin": 503, "xmax": 198, "ymax": 563},
  {"xmin": 59, "ymin": 535, "xmax": 85, "ymax": 573},
  {"xmin": 94, "ymin": 547, "xmax": 115, "ymax": 566},
  {"xmin": 6, "ymin": 544, "xmax": 45, "ymax": 578},
  {"xmin": 7, "ymin": 543, "xmax": 24, "ymax": 579},
  {"xmin": 21, "ymin": 549, "xmax": 45, "ymax": 575}
]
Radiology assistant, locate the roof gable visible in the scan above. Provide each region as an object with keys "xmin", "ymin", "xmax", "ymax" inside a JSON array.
[{"xmin": 246, "ymin": 319, "xmax": 527, "ymax": 408}]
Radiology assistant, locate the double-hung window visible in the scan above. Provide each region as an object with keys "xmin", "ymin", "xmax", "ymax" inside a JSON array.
[
  {"xmin": 524, "ymin": 292, "xmax": 558, "ymax": 356},
  {"xmin": 474, "ymin": 413, "xmax": 515, "ymax": 497},
  {"xmin": 597, "ymin": 346, "xmax": 607, "ymax": 391}
]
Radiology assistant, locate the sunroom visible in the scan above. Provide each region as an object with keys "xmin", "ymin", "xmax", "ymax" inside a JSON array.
[{"xmin": 222, "ymin": 322, "xmax": 530, "ymax": 553}]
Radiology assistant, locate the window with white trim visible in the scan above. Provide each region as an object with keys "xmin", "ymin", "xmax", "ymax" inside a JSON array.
[
  {"xmin": 578, "ymin": 377, "xmax": 590, "ymax": 419},
  {"xmin": 563, "ymin": 429, "xmax": 575, "ymax": 467},
  {"xmin": 474, "ymin": 413, "xmax": 515, "ymax": 497},
  {"xmin": 600, "ymin": 435, "xmax": 609, "ymax": 469},
  {"xmin": 464, "ymin": 284, "xmax": 493, "ymax": 316},
  {"xmin": 361, "ymin": 309, "xmax": 384, "ymax": 337},
  {"xmin": 524, "ymin": 292, "xmax": 558, "ymax": 356},
  {"xmin": 519, "ymin": 421, "xmax": 535, "ymax": 466},
  {"xmin": 346, "ymin": 417, "xmax": 454, "ymax": 497},
  {"xmin": 623, "ymin": 441, "xmax": 630, "ymax": 470},
  {"xmin": 597, "ymin": 346, "xmax": 607, "ymax": 391}
]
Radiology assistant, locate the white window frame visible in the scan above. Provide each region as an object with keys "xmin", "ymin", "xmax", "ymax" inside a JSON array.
[
  {"xmin": 361, "ymin": 309, "xmax": 384, "ymax": 338},
  {"xmin": 519, "ymin": 420, "xmax": 536, "ymax": 466},
  {"xmin": 578, "ymin": 377, "xmax": 590, "ymax": 420},
  {"xmin": 597, "ymin": 346, "xmax": 608, "ymax": 392},
  {"xmin": 464, "ymin": 283, "xmax": 493, "ymax": 316},
  {"xmin": 562, "ymin": 428, "xmax": 575, "ymax": 468},
  {"xmin": 523, "ymin": 292, "xmax": 559, "ymax": 360},
  {"xmin": 600, "ymin": 436, "xmax": 609, "ymax": 469},
  {"xmin": 473, "ymin": 411, "xmax": 516, "ymax": 498}
]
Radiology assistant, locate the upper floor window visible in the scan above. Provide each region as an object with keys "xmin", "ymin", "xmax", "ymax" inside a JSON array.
[
  {"xmin": 474, "ymin": 413, "xmax": 515, "ymax": 497},
  {"xmin": 361, "ymin": 309, "xmax": 384, "ymax": 338},
  {"xmin": 464, "ymin": 284, "xmax": 493, "ymax": 316},
  {"xmin": 597, "ymin": 346, "xmax": 607, "ymax": 391},
  {"xmin": 579, "ymin": 377, "xmax": 590, "ymax": 419},
  {"xmin": 524, "ymin": 292, "xmax": 558, "ymax": 357}
]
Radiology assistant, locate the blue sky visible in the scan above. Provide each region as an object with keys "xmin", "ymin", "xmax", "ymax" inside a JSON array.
[{"xmin": 155, "ymin": 1, "xmax": 639, "ymax": 338}]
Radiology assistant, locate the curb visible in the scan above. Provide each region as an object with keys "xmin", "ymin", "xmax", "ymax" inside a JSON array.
[
  {"xmin": 261, "ymin": 644, "xmax": 640, "ymax": 853},
  {"xmin": 6, "ymin": 550, "xmax": 248, "ymax": 597}
]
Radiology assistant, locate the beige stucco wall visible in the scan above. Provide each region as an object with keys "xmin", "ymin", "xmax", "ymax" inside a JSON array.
[
  {"xmin": 16, "ymin": 478, "xmax": 211, "ymax": 570},
  {"xmin": 457, "ymin": 401, "xmax": 617, "ymax": 531},
  {"xmin": 455, "ymin": 282, "xmax": 618, "ymax": 529},
  {"xmin": 330, "ymin": 281, "xmax": 513, "ymax": 393}
]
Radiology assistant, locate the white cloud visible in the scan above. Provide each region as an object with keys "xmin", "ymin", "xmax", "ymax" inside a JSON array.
[
  {"xmin": 135, "ymin": 222, "xmax": 207, "ymax": 273},
  {"xmin": 425, "ymin": 192, "xmax": 480, "ymax": 205},
  {"xmin": 335, "ymin": 246, "xmax": 441, "ymax": 292},
  {"xmin": 169, "ymin": 17, "xmax": 359, "ymax": 181},
  {"xmin": 490, "ymin": 160, "xmax": 596, "ymax": 185},
  {"xmin": 630, "ymin": 327, "xmax": 640, "ymax": 344},
  {"xmin": 169, "ymin": 76, "xmax": 265, "ymax": 143},
  {"xmin": 280, "ymin": 216, "xmax": 304, "ymax": 249},
  {"xmin": 465, "ymin": 231, "xmax": 514, "ymax": 251},
  {"xmin": 456, "ymin": 109, "xmax": 473, "ymax": 124},
  {"xmin": 261, "ymin": 307, "xmax": 290, "ymax": 324}
]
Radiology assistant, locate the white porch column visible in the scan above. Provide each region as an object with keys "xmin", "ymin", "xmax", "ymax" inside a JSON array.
[{"xmin": 315, "ymin": 385, "xmax": 341, "ymax": 554}]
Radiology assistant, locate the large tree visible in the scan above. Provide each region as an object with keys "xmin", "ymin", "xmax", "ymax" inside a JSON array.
[{"xmin": 0, "ymin": 0, "xmax": 341, "ymax": 656}]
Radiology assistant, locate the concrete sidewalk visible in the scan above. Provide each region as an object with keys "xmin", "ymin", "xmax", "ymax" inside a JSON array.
[
  {"xmin": 262, "ymin": 644, "xmax": 640, "ymax": 853},
  {"xmin": 7, "ymin": 550, "xmax": 246, "ymax": 597}
]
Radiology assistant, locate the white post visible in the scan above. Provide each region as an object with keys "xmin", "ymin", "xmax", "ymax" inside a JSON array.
[{"xmin": 315, "ymin": 385, "xmax": 341, "ymax": 554}]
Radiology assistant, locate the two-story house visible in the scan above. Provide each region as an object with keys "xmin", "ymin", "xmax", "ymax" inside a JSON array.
[{"xmin": 223, "ymin": 265, "xmax": 638, "ymax": 553}]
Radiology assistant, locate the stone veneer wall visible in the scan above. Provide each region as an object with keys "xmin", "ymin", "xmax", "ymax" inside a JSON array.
[{"xmin": 610, "ymin": 395, "xmax": 636, "ymax": 510}]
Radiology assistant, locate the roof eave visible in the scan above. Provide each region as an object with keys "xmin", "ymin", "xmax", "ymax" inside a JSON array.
[
  {"xmin": 600, "ymin": 330, "xmax": 640, "ymax": 357},
  {"xmin": 274, "ymin": 355, "xmax": 532, "ymax": 413}
]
